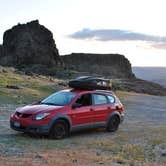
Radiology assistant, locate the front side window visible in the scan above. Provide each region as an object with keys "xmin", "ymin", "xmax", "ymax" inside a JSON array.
[
  {"xmin": 41, "ymin": 91, "xmax": 76, "ymax": 106},
  {"xmin": 75, "ymin": 94, "xmax": 92, "ymax": 107},
  {"xmin": 93, "ymin": 94, "xmax": 108, "ymax": 105}
]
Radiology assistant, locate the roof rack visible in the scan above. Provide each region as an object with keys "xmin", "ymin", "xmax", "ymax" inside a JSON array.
[{"xmin": 69, "ymin": 76, "xmax": 111, "ymax": 90}]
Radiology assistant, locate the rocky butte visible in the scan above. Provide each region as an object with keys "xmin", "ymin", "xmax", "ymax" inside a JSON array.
[{"xmin": 0, "ymin": 20, "xmax": 62, "ymax": 74}]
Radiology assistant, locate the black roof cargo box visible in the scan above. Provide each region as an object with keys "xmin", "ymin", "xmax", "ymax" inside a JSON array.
[{"xmin": 69, "ymin": 76, "xmax": 111, "ymax": 90}]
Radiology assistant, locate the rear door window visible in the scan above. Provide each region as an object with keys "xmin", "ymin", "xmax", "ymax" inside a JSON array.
[{"xmin": 93, "ymin": 94, "xmax": 108, "ymax": 105}]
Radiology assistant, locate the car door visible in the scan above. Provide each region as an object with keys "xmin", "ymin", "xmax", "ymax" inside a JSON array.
[
  {"xmin": 70, "ymin": 93, "xmax": 94, "ymax": 126},
  {"xmin": 92, "ymin": 93, "xmax": 111, "ymax": 123}
]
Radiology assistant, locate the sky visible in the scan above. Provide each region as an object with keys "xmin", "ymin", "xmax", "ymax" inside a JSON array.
[{"xmin": 0, "ymin": 0, "xmax": 166, "ymax": 67}]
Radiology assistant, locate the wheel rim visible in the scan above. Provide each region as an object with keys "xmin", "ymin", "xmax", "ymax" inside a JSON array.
[
  {"xmin": 110, "ymin": 116, "xmax": 119, "ymax": 130},
  {"xmin": 54, "ymin": 123, "xmax": 66, "ymax": 138}
]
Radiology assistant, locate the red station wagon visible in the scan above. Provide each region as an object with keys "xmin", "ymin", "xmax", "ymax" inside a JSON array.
[{"xmin": 10, "ymin": 89, "xmax": 124, "ymax": 139}]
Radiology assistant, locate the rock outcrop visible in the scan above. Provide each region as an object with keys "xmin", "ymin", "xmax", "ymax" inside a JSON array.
[
  {"xmin": 62, "ymin": 53, "xmax": 135, "ymax": 78},
  {"xmin": 0, "ymin": 45, "xmax": 4, "ymax": 58},
  {"xmin": 113, "ymin": 78, "xmax": 166, "ymax": 96},
  {"xmin": 0, "ymin": 20, "xmax": 61, "ymax": 69}
]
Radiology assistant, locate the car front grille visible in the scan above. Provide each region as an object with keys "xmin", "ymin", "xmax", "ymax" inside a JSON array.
[{"xmin": 16, "ymin": 112, "xmax": 32, "ymax": 118}]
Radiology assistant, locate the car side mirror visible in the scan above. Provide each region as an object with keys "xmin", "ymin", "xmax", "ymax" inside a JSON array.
[{"xmin": 72, "ymin": 103, "xmax": 82, "ymax": 109}]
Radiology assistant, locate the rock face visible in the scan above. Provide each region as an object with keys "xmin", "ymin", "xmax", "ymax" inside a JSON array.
[
  {"xmin": 0, "ymin": 20, "xmax": 61, "ymax": 68},
  {"xmin": 0, "ymin": 45, "xmax": 4, "ymax": 58},
  {"xmin": 62, "ymin": 53, "xmax": 135, "ymax": 78}
]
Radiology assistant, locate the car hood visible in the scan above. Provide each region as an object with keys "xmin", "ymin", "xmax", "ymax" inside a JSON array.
[{"xmin": 16, "ymin": 104, "xmax": 64, "ymax": 114}]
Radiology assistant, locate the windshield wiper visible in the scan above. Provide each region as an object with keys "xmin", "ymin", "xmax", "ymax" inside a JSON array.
[{"xmin": 41, "ymin": 102, "xmax": 58, "ymax": 106}]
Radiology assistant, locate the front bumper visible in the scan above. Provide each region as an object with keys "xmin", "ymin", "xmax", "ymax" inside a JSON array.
[
  {"xmin": 120, "ymin": 113, "xmax": 125, "ymax": 123},
  {"xmin": 10, "ymin": 120, "xmax": 50, "ymax": 135}
]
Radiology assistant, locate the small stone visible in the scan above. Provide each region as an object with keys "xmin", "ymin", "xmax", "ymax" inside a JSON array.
[
  {"xmin": 72, "ymin": 159, "xmax": 77, "ymax": 163},
  {"xmin": 116, "ymin": 159, "xmax": 125, "ymax": 164},
  {"xmin": 6, "ymin": 85, "xmax": 20, "ymax": 89},
  {"xmin": 161, "ymin": 152, "xmax": 166, "ymax": 157},
  {"xmin": 35, "ymin": 154, "xmax": 43, "ymax": 159},
  {"xmin": 130, "ymin": 163, "xmax": 135, "ymax": 166},
  {"xmin": 96, "ymin": 151, "xmax": 101, "ymax": 156},
  {"xmin": 99, "ymin": 161, "xmax": 104, "ymax": 165}
]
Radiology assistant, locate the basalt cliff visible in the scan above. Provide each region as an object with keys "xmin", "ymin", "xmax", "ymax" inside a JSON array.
[{"xmin": 62, "ymin": 53, "xmax": 135, "ymax": 79}]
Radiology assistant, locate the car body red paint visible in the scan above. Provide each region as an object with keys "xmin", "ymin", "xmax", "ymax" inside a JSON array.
[{"xmin": 10, "ymin": 89, "xmax": 124, "ymax": 138}]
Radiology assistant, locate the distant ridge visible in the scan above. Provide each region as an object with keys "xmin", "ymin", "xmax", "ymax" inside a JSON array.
[{"xmin": 132, "ymin": 67, "xmax": 166, "ymax": 87}]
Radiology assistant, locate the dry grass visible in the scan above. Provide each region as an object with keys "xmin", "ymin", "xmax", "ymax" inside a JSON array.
[{"xmin": 0, "ymin": 66, "xmax": 63, "ymax": 105}]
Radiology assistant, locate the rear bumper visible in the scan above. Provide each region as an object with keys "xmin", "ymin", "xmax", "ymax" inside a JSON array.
[{"xmin": 10, "ymin": 120, "xmax": 50, "ymax": 135}]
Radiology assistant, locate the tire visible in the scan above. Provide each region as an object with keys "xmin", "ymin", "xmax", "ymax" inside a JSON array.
[
  {"xmin": 49, "ymin": 120, "xmax": 69, "ymax": 139},
  {"xmin": 106, "ymin": 115, "xmax": 120, "ymax": 132}
]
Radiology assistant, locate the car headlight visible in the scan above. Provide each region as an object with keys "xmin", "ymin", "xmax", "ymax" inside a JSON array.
[{"xmin": 33, "ymin": 113, "xmax": 50, "ymax": 120}]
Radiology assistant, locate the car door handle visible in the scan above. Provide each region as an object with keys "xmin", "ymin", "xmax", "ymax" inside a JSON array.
[
  {"xmin": 107, "ymin": 107, "xmax": 111, "ymax": 110},
  {"xmin": 90, "ymin": 108, "xmax": 94, "ymax": 111}
]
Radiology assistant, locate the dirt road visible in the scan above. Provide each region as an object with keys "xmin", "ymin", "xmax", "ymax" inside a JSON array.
[
  {"xmin": 0, "ymin": 94, "xmax": 166, "ymax": 166},
  {"xmin": 124, "ymin": 94, "xmax": 166, "ymax": 126}
]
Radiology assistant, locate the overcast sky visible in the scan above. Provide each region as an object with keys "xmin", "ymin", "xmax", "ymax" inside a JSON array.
[{"xmin": 0, "ymin": 0, "xmax": 166, "ymax": 66}]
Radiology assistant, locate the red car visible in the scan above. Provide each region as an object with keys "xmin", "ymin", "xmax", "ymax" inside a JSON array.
[{"xmin": 10, "ymin": 89, "xmax": 124, "ymax": 139}]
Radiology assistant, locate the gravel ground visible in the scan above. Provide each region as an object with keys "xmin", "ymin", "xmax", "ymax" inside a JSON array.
[
  {"xmin": 123, "ymin": 94, "xmax": 166, "ymax": 126},
  {"xmin": 0, "ymin": 94, "xmax": 166, "ymax": 166}
]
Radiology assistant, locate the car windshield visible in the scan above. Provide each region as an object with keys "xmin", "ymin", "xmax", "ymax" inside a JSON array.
[{"xmin": 41, "ymin": 91, "xmax": 76, "ymax": 106}]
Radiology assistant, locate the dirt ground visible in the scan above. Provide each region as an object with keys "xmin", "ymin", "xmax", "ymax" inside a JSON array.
[{"xmin": 0, "ymin": 93, "xmax": 166, "ymax": 166}]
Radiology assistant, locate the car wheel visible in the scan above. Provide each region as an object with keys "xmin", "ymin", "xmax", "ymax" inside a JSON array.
[
  {"xmin": 106, "ymin": 115, "xmax": 120, "ymax": 132},
  {"xmin": 49, "ymin": 120, "xmax": 69, "ymax": 139}
]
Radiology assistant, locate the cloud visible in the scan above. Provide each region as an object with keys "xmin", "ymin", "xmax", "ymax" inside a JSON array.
[
  {"xmin": 68, "ymin": 28, "xmax": 166, "ymax": 49},
  {"xmin": 151, "ymin": 43, "xmax": 166, "ymax": 49}
]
